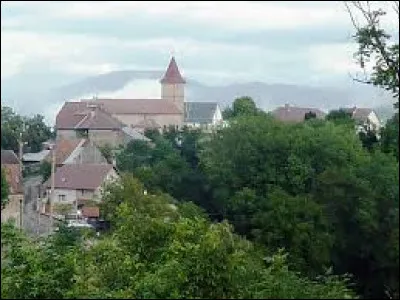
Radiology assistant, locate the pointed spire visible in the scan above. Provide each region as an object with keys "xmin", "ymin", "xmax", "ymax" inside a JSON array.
[{"xmin": 160, "ymin": 57, "xmax": 186, "ymax": 84}]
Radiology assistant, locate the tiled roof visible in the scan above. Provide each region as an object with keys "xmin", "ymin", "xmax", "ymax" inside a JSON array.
[
  {"xmin": 184, "ymin": 102, "xmax": 218, "ymax": 124},
  {"xmin": 342, "ymin": 107, "xmax": 374, "ymax": 122},
  {"xmin": 44, "ymin": 164, "xmax": 114, "ymax": 190},
  {"xmin": 94, "ymin": 98, "xmax": 181, "ymax": 115},
  {"xmin": 56, "ymin": 99, "xmax": 181, "ymax": 129},
  {"xmin": 1, "ymin": 150, "xmax": 20, "ymax": 165},
  {"xmin": 272, "ymin": 104, "xmax": 326, "ymax": 123},
  {"xmin": 160, "ymin": 57, "xmax": 186, "ymax": 84},
  {"xmin": 46, "ymin": 139, "xmax": 85, "ymax": 165},
  {"xmin": 74, "ymin": 107, "xmax": 124, "ymax": 130}
]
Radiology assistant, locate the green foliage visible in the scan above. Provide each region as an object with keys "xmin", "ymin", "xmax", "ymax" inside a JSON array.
[
  {"xmin": 305, "ymin": 111, "xmax": 317, "ymax": 120},
  {"xmin": 223, "ymin": 96, "xmax": 266, "ymax": 120},
  {"xmin": 1, "ymin": 106, "xmax": 52, "ymax": 153},
  {"xmin": 98, "ymin": 143, "xmax": 114, "ymax": 164},
  {"xmin": 1, "ymin": 168, "xmax": 9, "ymax": 209},
  {"xmin": 200, "ymin": 115, "xmax": 398, "ymax": 298},
  {"xmin": 326, "ymin": 109, "xmax": 354, "ymax": 124},
  {"xmin": 381, "ymin": 112, "xmax": 399, "ymax": 160},
  {"xmin": 39, "ymin": 160, "xmax": 51, "ymax": 183},
  {"xmin": 345, "ymin": 1, "xmax": 399, "ymax": 106}
]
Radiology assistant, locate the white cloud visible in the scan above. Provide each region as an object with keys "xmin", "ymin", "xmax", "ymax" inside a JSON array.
[{"xmin": 1, "ymin": 1, "xmax": 376, "ymax": 31}]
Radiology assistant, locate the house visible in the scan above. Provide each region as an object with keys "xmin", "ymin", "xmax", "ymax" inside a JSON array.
[
  {"xmin": 342, "ymin": 107, "xmax": 381, "ymax": 132},
  {"xmin": 55, "ymin": 57, "xmax": 223, "ymax": 143},
  {"xmin": 44, "ymin": 164, "xmax": 117, "ymax": 214},
  {"xmin": 271, "ymin": 104, "xmax": 326, "ymax": 123},
  {"xmin": 44, "ymin": 138, "xmax": 108, "ymax": 167},
  {"xmin": 56, "ymin": 103, "xmax": 151, "ymax": 147},
  {"xmin": 185, "ymin": 102, "xmax": 223, "ymax": 128},
  {"xmin": 1, "ymin": 150, "xmax": 24, "ymax": 226}
]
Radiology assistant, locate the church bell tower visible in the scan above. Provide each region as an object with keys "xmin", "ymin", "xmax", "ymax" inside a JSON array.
[{"xmin": 160, "ymin": 57, "xmax": 186, "ymax": 112}]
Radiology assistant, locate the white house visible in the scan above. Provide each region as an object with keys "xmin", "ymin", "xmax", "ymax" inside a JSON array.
[
  {"xmin": 343, "ymin": 107, "xmax": 382, "ymax": 133},
  {"xmin": 184, "ymin": 102, "xmax": 223, "ymax": 128}
]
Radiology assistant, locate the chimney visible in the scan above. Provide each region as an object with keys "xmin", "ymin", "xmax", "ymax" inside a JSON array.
[{"xmin": 284, "ymin": 104, "xmax": 290, "ymax": 110}]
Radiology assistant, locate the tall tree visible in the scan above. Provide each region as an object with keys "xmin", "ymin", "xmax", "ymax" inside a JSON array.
[{"xmin": 345, "ymin": 1, "xmax": 399, "ymax": 107}]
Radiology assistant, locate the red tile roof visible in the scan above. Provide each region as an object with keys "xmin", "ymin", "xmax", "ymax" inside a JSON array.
[
  {"xmin": 44, "ymin": 164, "xmax": 114, "ymax": 190},
  {"xmin": 56, "ymin": 99, "xmax": 181, "ymax": 129},
  {"xmin": 45, "ymin": 139, "xmax": 84, "ymax": 165},
  {"xmin": 272, "ymin": 104, "xmax": 326, "ymax": 123},
  {"xmin": 160, "ymin": 57, "xmax": 186, "ymax": 84},
  {"xmin": 75, "ymin": 107, "xmax": 124, "ymax": 130}
]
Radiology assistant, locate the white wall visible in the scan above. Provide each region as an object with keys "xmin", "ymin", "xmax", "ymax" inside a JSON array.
[{"xmin": 212, "ymin": 105, "xmax": 223, "ymax": 125}]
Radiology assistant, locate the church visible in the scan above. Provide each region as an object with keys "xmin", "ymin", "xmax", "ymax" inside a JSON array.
[{"xmin": 56, "ymin": 57, "xmax": 223, "ymax": 144}]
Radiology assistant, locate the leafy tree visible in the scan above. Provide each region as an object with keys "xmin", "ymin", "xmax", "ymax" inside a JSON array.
[
  {"xmin": 98, "ymin": 143, "xmax": 114, "ymax": 164},
  {"xmin": 326, "ymin": 109, "xmax": 354, "ymax": 123},
  {"xmin": 1, "ymin": 168, "xmax": 9, "ymax": 209},
  {"xmin": 345, "ymin": 1, "xmax": 399, "ymax": 107},
  {"xmin": 380, "ymin": 112, "xmax": 399, "ymax": 160},
  {"xmin": 1, "ymin": 106, "xmax": 52, "ymax": 153},
  {"xmin": 200, "ymin": 115, "xmax": 397, "ymax": 298},
  {"xmin": 1, "ymin": 106, "xmax": 24, "ymax": 152},
  {"xmin": 223, "ymin": 96, "xmax": 266, "ymax": 120},
  {"xmin": 305, "ymin": 111, "xmax": 317, "ymax": 120},
  {"xmin": 39, "ymin": 160, "xmax": 52, "ymax": 183}
]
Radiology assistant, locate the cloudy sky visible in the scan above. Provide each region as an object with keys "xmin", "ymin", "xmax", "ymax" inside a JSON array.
[{"xmin": 1, "ymin": 1, "xmax": 398, "ymax": 121}]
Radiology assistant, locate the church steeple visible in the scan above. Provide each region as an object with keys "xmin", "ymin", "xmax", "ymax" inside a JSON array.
[
  {"xmin": 160, "ymin": 57, "xmax": 185, "ymax": 113},
  {"xmin": 160, "ymin": 56, "xmax": 186, "ymax": 84}
]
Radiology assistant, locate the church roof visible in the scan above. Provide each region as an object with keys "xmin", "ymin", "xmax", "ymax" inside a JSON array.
[
  {"xmin": 184, "ymin": 102, "xmax": 219, "ymax": 124},
  {"xmin": 160, "ymin": 57, "xmax": 186, "ymax": 84},
  {"xmin": 56, "ymin": 99, "xmax": 181, "ymax": 129}
]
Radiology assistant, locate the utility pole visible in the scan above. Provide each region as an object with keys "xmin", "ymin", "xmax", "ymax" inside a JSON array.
[
  {"xmin": 18, "ymin": 131, "xmax": 24, "ymax": 229},
  {"xmin": 50, "ymin": 144, "xmax": 56, "ymax": 231}
]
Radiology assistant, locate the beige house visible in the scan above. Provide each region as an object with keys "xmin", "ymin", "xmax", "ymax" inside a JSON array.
[
  {"xmin": 55, "ymin": 57, "xmax": 223, "ymax": 145},
  {"xmin": 44, "ymin": 164, "xmax": 118, "ymax": 214},
  {"xmin": 1, "ymin": 150, "xmax": 24, "ymax": 226}
]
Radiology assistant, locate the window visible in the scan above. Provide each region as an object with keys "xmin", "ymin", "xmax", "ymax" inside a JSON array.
[
  {"xmin": 58, "ymin": 195, "xmax": 66, "ymax": 201},
  {"xmin": 80, "ymin": 189, "xmax": 85, "ymax": 196}
]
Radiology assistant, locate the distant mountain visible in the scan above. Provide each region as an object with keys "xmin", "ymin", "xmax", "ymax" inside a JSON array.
[{"xmin": 1, "ymin": 69, "xmax": 395, "ymax": 125}]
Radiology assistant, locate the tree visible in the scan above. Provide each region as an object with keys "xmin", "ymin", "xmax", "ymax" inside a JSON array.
[
  {"xmin": 1, "ymin": 168, "xmax": 9, "ymax": 209},
  {"xmin": 326, "ymin": 109, "xmax": 354, "ymax": 123},
  {"xmin": 305, "ymin": 111, "xmax": 317, "ymax": 120},
  {"xmin": 380, "ymin": 112, "xmax": 399, "ymax": 160},
  {"xmin": 345, "ymin": 1, "xmax": 399, "ymax": 107},
  {"xmin": 98, "ymin": 143, "xmax": 114, "ymax": 164},
  {"xmin": 39, "ymin": 160, "xmax": 51, "ymax": 183},
  {"xmin": 1, "ymin": 106, "xmax": 52, "ymax": 153},
  {"xmin": 223, "ymin": 96, "xmax": 266, "ymax": 120},
  {"xmin": 199, "ymin": 115, "xmax": 397, "ymax": 298}
]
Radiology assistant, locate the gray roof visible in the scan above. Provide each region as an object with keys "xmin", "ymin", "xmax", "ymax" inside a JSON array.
[
  {"xmin": 184, "ymin": 102, "xmax": 218, "ymax": 124},
  {"xmin": 1, "ymin": 150, "xmax": 20, "ymax": 165},
  {"xmin": 342, "ymin": 107, "xmax": 374, "ymax": 123},
  {"xmin": 22, "ymin": 150, "xmax": 51, "ymax": 163},
  {"xmin": 122, "ymin": 127, "xmax": 151, "ymax": 142}
]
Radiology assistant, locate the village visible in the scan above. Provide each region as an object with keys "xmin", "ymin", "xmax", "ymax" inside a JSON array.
[{"xmin": 1, "ymin": 56, "xmax": 382, "ymax": 235}]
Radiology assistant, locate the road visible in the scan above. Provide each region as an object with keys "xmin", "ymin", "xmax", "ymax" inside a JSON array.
[{"xmin": 22, "ymin": 175, "xmax": 56, "ymax": 237}]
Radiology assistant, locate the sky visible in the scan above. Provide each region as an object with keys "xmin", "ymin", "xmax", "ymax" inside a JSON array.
[{"xmin": 1, "ymin": 1, "xmax": 398, "ymax": 122}]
